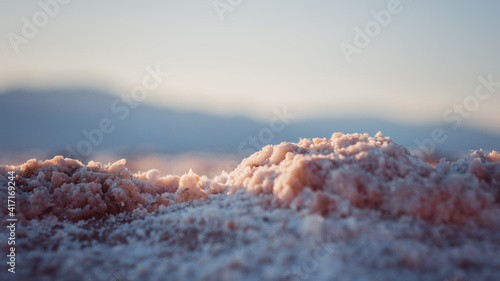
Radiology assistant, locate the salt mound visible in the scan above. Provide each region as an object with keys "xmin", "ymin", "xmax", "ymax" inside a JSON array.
[
  {"xmin": 2, "ymin": 132, "xmax": 499, "ymax": 227},
  {"xmin": 1, "ymin": 157, "xmax": 183, "ymax": 221},
  {"xmin": 227, "ymin": 132, "xmax": 500, "ymax": 226}
]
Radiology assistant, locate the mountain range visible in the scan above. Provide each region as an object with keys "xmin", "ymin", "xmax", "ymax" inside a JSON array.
[{"xmin": 1, "ymin": 88, "xmax": 499, "ymax": 161}]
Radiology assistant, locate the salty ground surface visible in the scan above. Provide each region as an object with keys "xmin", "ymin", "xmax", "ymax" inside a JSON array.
[{"xmin": 1, "ymin": 132, "xmax": 500, "ymax": 281}]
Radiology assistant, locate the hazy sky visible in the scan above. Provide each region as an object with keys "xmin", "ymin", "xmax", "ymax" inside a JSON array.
[{"xmin": 1, "ymin": 0, "xmax": 499, "ymax": 132}]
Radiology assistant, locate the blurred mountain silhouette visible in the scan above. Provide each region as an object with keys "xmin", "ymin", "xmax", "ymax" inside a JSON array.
[{"xmin": 1, "ymin": 88, "xmax": 499, "ymax": 161}]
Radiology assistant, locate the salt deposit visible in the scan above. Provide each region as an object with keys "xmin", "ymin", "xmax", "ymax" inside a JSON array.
[
  {"xmin": 226, "ymin": 132, "xmax": 500, "ymax": 227},
  {"xmin": 1, "ymin": 132, "xmax": 499, "ymax": 281}
]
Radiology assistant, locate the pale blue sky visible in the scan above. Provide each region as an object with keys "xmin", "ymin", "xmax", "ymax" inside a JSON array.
[{"xmin": 1, "ymin": 0, "xmax": 499, "ymax": 132}]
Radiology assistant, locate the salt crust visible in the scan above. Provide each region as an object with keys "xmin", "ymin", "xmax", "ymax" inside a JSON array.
[
  {"xmin": 2, "ymin": 132, "xmax": 499, "ymax": 227},
  {"xmin": 1, "ymin": 132, "xmax": 500, "ymax": 281}
]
